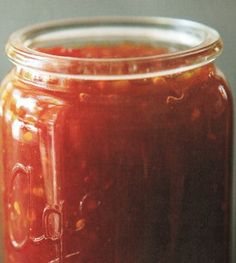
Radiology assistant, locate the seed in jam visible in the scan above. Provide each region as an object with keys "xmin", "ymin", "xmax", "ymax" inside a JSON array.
[{"xmin": 75, "ymin": 219, "xmax": 86, "ymax": 231}]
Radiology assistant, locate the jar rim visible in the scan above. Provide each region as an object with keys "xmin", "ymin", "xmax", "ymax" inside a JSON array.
[{"xmin": 6, "ymin": 16, "xmax": 222, "ymax": 80}]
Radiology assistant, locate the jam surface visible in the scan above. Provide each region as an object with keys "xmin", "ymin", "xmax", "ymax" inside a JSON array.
[
  {"xmin": 0, "ymin": 43, "xmax": 232, "ymax": 263},
  {"xmin": 36, "ymin": 43, "xmax": 168, "ymax": 58}
]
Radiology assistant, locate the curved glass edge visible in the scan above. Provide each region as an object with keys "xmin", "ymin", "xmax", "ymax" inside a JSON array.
[{"xmin": 6, "ymin": 16, "xmax": 223, "ymax": 80}]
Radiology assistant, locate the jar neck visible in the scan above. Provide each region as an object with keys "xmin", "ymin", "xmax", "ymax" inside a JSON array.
[
  {"xmin": 7, "ymin": 17, "xmax": 222, "ymax": 83},
  {"xmin": 12, "ymin": 63, "xmax": 217, "ymax": 95}
]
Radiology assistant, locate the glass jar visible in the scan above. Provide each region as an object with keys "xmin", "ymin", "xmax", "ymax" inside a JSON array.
[{"xmin": 0, "ymin": 17, "xmax": 233, "ymax": 263}]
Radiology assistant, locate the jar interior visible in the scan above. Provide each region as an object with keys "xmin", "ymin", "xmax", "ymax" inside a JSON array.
[
  {"xmin": 24, "ymin": 19, "xmax": 208, "ymax": 58},
  {"xmin": 27, "ymin": 25, "xmax": 204, "ymax": 56}
]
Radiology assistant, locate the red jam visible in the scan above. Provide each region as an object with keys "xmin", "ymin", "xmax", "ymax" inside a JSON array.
[
  {"xmin": 36, "ymin": 43, "xmax": 167, "ymax": 58},
  {"xmin": 1, "ymin": 43, "xmax": 232, "ymax": 263}
]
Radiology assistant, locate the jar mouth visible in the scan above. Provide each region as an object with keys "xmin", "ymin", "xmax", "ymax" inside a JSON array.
[{"xmin": 6, "ymin": 16, "xmax": 222, "ymax": 80}]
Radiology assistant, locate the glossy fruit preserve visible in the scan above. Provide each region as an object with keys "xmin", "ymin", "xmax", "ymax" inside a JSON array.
[{"xmin": 0, "ymin": 18, "xmax": 233, "ymax": 263}]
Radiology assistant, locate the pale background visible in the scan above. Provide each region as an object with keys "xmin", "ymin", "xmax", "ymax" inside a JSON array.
[{"xmin": 0, "ymin": 0, "xmax": 235, "ymax": 261}]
